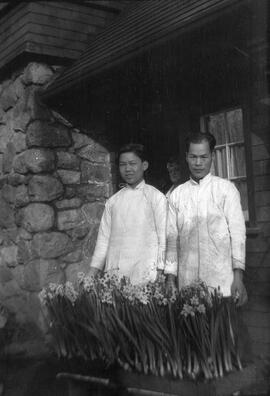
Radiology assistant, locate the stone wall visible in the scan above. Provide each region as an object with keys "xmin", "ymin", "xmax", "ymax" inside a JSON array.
[{"xmin": 0, "ymin": 63, "xmax": 112, "ymax": 352}]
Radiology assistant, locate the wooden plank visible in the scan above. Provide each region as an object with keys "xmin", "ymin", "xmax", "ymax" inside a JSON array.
[
  {"xmin": 244, "ymin": 294, "xmax": 270, "ymax": 313},
  {"xmin": 252, "ymin": 144, "xmax": 270, "ymax": 161},
  {"xmin": 246, "ymin": 251, "xmax": 270, "ymax": 267},
  {"xmin": 30, "ymin": 13, "xmax": 99, "ymax": 35},
  {"xmin": 27, "ymin": 23, "xmax": 96, "ymax": 45},
  {"xmin": 255, "ymin": 191, "xmax": 270, "ymax": 207},
  {"xmin": 242, "ymin": 311, "xmax": 270, "ymax": 328},
  {"xmin": 253, "ymin": 159, "xmax": 270, "ymax": 176},
  {"xmin": 246, "ymin": 281, "xmax": 270, "ymax": 297},
  {"xmin": 260, "ymin": 222, "xmax": 270, "ymax": 237},
  {"xmin": 248, "ymin": 326, "xmax": 270, "ymax": 344},
  {"xmin": 245, "ymin": 266, "xmax": 270, "ymax": 283},
  {"xmin": 30, "ymin": 2, "xmax": 113, "ymax": 24},
  {"xmin": 246, "ymin": 237, "xmax": 269, "ymax": 253},
  {"xmin": 248, "ymin": 341, "xmax": 270, "ymax": 358},
  {"xmin": 256, "ymin": 206, "xmax": 270, "ymax": 222},
  {"xmin": 0, "ymin": 34, "xmax": 29, "ymax": 70},
  {"xmin": 25, "ymin": 41, "xmax": 81, "ymax": 60},
  {"xmin": 26, "ymin": 32, "xmax": 86, "ymax": 52},
  {"xmin": 0, "ymin": 4, "xmax": 28, "ymax": 36},
  {"xmin": 255, "ymin": 175, "xmax": 270, "ymax": 191},
  {"xmin": 0, "ymin": 21, "xmax": 30, "ymax": 55}
]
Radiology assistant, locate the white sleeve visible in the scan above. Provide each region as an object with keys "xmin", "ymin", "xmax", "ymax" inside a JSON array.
[
  {"xmin": 223, "ymin": 183, "xmax": 246, "ymax": 270},
  {"xmin": 90, "ymin": 201, "xmax": 112, "ymax": 271},
  {"xmin": 153, "ymin": 193, "xmax": 167, "ymax": 270},
  {"xmin": 164, "ymin": 197, "xmax": 178, "ymax": 276}
]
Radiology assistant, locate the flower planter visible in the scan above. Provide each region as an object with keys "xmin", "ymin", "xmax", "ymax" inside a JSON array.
[{"xmin": 57, "ymin": 363, "xmax": 257, "ymax": 396}]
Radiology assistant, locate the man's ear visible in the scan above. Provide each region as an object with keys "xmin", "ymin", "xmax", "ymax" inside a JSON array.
[
  {"xmin": 211, "ymin": 151, "xmax": 215, "ymax": 161},
  {"xmin": 143, "ymin": 161, "xmax": 149, "ymax": 171}
]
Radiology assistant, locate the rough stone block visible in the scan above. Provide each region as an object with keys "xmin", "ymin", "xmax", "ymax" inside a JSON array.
[
  {"xmin": 28, "ymin": 175, "xmax": 63, "ymax": 202},
  {"xmin": 19, "ymin": 203, "xmax": 54, "ymax": 232},
  {"xmin": 76, "ymin": 183, "xmax": 109, "ymax": 201},
  {"xmin": 3, "ymin": 142, "xmax": 16, "ymax": 173},
  {"xmin": 26, "ymin": 120, "xmax": 71, "ymax": 148},
  {"xmin": 55, "ymin": 198, "xmax": 82, "ymax": 210},
  {"xmin": 17, "ymin": 227, "xmax": 32, "ymax": 240},
  {"xmin": 81, "ymin": 202, "xmax": 105, "ymax": 223},
  {"xmin": 0, "ymin": 265, "xmax": 13, "ymax": 283},
  {"xmin": 14, "ymin": 185, "xmax": 30, "ymax": 207},
  {"xmin": 13, "ymin": 148, "xmax": 55, "ymax": 174},
  {"xmin": 22, "ymin": 63, "xmax": 54, "ymax": 85},
  {"xmin": 72, "ymin": 132, "xmax": 94, "ymax": 149},
  {"xmin": 57, "ymin": 169, "xmax": 81, "ymax": 185},
  {"xmin": 66, "ymin": 225, "xmax": 90, "ymax": 241},
  {"xmin": 17, "ymin": 239, "xmax": 37, "ymax": 264},
  {"xmin": 61, "ymin": 248, "xmax": 82, "ymax": 263},
  {"xmin": 32, "ymin": 232, "xmax": 72, "ymax": 259},
  {"xmin": 0, "ymin": 81, "xmax": 17, "ymax": 110},
  {"xmin": 56, "ymin": 151, "xmax": 80, "ymax": 170},
  {"xmin": 0, "ymin": 196, "xmax": 15, "ymax": 228},
  {"xmin": 77, "ymin": 146, "xmax": 110, "ymax": 163},
  {"xmin": 81, "ymin": 161, "xmax": 110, "ymax": 183},
  {"xmin": 0, "ymin": 245, "xmax": 18, "ymax": 267},
  {"xmin": 0, "ymin": 124, "xmax": 13, "ymax": 153},
  {"xmin": 8, "ymin": 173, "xmax": 27, "ymax": 186},
  {"xmin": 57, "ymin": 208, "xmax": 86, "ymax": 231},
  {"xmin": 2, "ymin": 184, "xmax": 16, "ymax": 203},
  {"xmin": 11, "ymin": 131, "xmax": 27, "ymax": 153}
]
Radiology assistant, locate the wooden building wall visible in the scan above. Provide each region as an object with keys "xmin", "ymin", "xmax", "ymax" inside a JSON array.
[{"xmin": 0, "ymin": 1, "xmax": 131, "ymax": 74}]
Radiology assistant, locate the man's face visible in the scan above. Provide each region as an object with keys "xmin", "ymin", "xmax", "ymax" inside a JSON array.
[
  {"xmin": 119, "ymin": 152, "xmax": 148, "ymax": 187},
  {"xmin": 186, "ymin": 140, "xmax": 214, "ymax": 182},
  {"xmin": 167, "ymin": 163, "xmax": 181, "ymax": 185}
]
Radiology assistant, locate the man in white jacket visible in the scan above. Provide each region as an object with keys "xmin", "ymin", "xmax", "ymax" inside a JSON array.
[
  {"xmin": 165, "ymin": 132, "xmax": 247, "ymax": 306},
  {"xmin": 89, "ymin": 143, "xmax": 167, "ymax": 284}
]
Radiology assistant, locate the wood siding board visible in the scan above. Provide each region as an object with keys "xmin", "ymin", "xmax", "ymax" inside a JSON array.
[
  {"xmin": 26, "ymin": 33, "xmax": 86, "ymax": 53},
  {"xmin": 246, "ymin": 252, "xmax": 270, "ymax": 267},
  {"xmin": 248, "ymin": 341, "xmax": 270, "ymax": 357},
  {"xmin": 255, "ymin": 191, "xmax": 270, "ymax": 207},
  {"xmin": 255, "ymin": 175, "xmax": 270, "ymax": 192},
  {"xmin": 0, "ymin": 32, "xmax": 30, "ymax": 68},
  {"xmin": 27, "ymin": 24, "xmax": 93, "ymax": 47},
  {"xmin": 0, "ymin": 20, "xmax": 31, "ymax": 55},
  {"xmin": 246, "ymin": 267, "xmax": 270, "ymax": 283},
  {"xmin": 242, "ymin": 312, "xmax": 270, "ymax": 328},
  {"xmin": 245, "ymin": 295, "xmax": 270, "ymax": 312},
  {"xmin": 246, "ymin": 237, "xmax": 269, "ymax": 253},
  {"xmin": 0, "ymin": 6, "xmax": 29, "ymax": 36},
  {"xmin": 248, "ymin": 327, "xmax": 270, "ymax": 343},
  {"xmin": 252, "ymin": 144, "xmax": 270, "ymax": 161},
  {"xmin": 25, "ymin": 41, "xmax": 81, "ymax": 59},
  {"xmin": 30, "ymin": 2, "xmax": 113, "ymax": 24},
  {"xmin": 44, "ymin": 0, "xmax": 244, "ymax": 97},
  {"xmin": 29, "ymin": 9, "xmax": 109, "ymax": 30},
  {"xmin": 29, "ymin": 14, "xmax": 98, "ymax": 36},
  {"xmin": 260, "ymin": 223, "xmax": 270, "ymax": 237},
  {"xmin": 253, "ymin": 159, "xmax": 270, "ymax": 176},
  {"xmin": 256, "ymin": 206, "xmax": 270, "ymax": 222}
]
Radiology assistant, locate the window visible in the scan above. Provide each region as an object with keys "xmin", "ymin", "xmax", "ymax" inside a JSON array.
[{"xmin": 200, "ymin": 108, "xmax": 249, "ymax": 221}]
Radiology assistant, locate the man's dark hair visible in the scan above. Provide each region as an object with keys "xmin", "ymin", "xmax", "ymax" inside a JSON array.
[
  {"xmin": 185, "ymin": 132, "xmax": 216, "ymax": 153},
  {"xmin": 118, "ymin": 143, "xmax": 148, "ymax": 162}
]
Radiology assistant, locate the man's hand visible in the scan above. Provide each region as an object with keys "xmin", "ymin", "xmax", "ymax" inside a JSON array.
[
  {"xmin": 231, "ymin": 269, "xmax": 248, "ymax": 307},
  {"xmin": 166, "ymin": 274, "xmax": 177, "ymax": 296}
]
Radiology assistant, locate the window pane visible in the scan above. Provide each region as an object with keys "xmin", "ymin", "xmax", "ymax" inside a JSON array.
[
  {"xmin": 233, "ymin": 180, "xmax": 249, "ymax": 221},
  {"xmin": 208, "ymin": 113, "xmax": 227, "ymax": 144},
  {"xmin": 226, "ymin": 109, "xmax": 243, "ymax": 142},
  {"xmin": 229, "ymin": 145, "xmax": 246, "ymax": 177},
  {"xmin": 214, "ymin": 148, "xmax": 227, "ymax": 178}
]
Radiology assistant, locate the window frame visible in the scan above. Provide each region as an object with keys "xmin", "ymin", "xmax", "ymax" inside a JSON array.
[{"xmin": 200, "ymin": 105, "xmax": 257, "ymax": 229}]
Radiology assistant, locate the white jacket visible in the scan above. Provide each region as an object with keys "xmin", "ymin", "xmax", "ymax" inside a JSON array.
[
  {"xmin": 165, "ymin": 173, "xmax": 246, "ymax": 295},
  {"xmin": 91, "ymin": 180, "xmax": 167, "ymax": 284}
]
